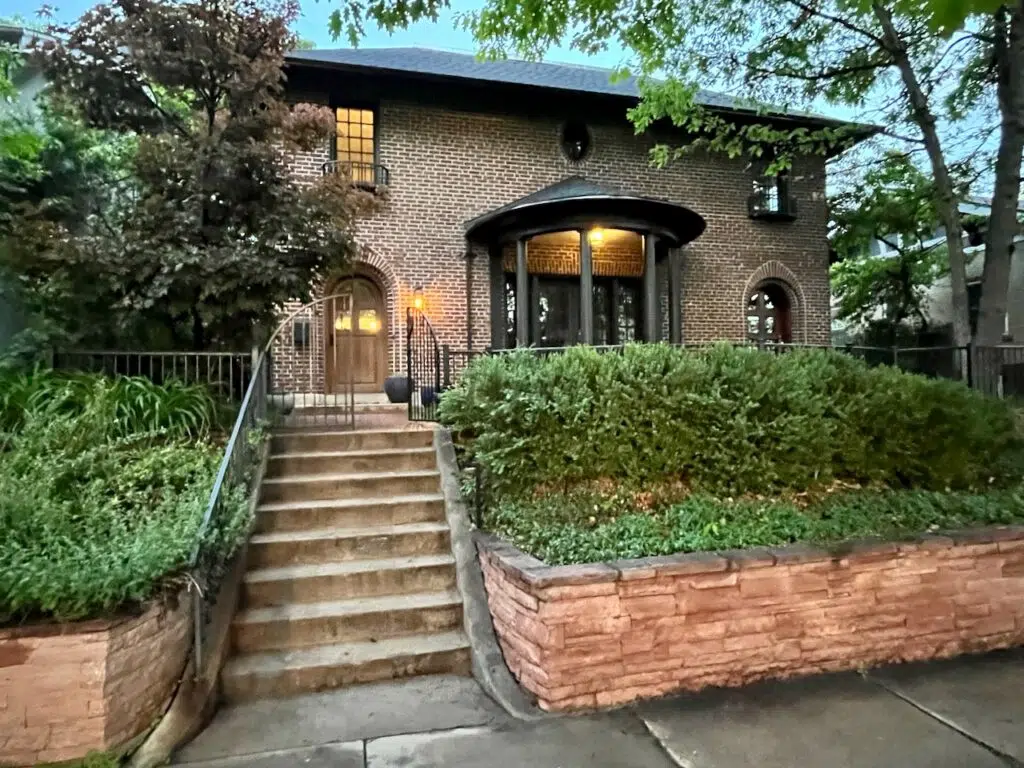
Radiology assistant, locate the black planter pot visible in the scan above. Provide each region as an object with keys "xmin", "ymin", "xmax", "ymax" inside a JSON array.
[
  {"xmin": 384, "ymin": 375, "xmax": 411, "ymax": 403},
  {"xmin": 420, "ymin": 386, "xmax": 439, "ymax": 407}
]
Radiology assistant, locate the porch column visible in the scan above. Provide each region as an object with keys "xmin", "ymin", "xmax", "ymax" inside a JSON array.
[
  {"xmin": 643, "ymin": 234, "xmax": 658, "ymax": 342},
  {"xmin": 669, "ymin": 247, "xmax": 682, "ymax": 344},
  {"xmin": 516, "ymin": 238, "xmax": 529, "ymax": 347},
  {"xmin": 579, "ymin": 229, "xmax": 594, "ymax": 344},
  {"xmin": 488, "ymin": 244, "xmax": 505, "ymax": 349}
]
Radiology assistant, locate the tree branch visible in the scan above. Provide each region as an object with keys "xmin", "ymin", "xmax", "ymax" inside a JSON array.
[{"xmin": 780, "ymin": 0, "xmax": 883, "ymax": 43}]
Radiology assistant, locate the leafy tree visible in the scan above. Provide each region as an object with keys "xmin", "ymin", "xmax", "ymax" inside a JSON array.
[
  {"xmin": 830, "ymin": 153, "xmax": 949, "ymax": 342},
  {"xmin": 22, "ymin": 0, "xmax": 366, "ymax": 351},
  {"xmin": 334, "ymin": 0, "xmax": 1024, "ymax": 347}
]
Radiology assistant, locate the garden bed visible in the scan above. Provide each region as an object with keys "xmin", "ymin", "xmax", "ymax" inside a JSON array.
[
  {"xmin": 478, "ymin": 526, "xmax": 1024, "ymax": 711},
  {"xmin": 441, "ymin": 344, "xmax": 1024, "ymax": 710},
  {"xmin": 0, "ymin": 370, "xmax": 252, "ymax": 765}
]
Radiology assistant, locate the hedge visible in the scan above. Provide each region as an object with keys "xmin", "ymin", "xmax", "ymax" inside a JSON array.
[{"xmin": 438, "ymin": 344, "xmax": 1023, "ymax": 498}]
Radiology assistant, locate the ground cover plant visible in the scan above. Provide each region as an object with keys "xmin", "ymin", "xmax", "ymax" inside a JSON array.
[
  {"xmin": 0, "ymin": 371, "xmax": 249, "ymax": 622},
  {"xmin": 439, "ymin": 344, "xmax": 1024, "ymax": 564}
]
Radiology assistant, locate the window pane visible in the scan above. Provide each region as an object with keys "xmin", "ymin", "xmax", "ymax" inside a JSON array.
[
  {"xmin": 616, "ymin": 283, "xmax": 638, "ymax": 343},
  {"xmin": 335, "ymin": 106, "xmax": 377, "ymax": 172},
  {"xmin": 505, "ymin": 278, "xmax": 516, "ymax": 348}
]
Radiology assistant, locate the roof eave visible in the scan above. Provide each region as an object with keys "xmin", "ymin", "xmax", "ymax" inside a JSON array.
[{"xmin": 284, "ymin": 55, "xmax": 877, "ymax": 136}]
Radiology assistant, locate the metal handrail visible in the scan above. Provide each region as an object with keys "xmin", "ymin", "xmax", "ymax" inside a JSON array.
[{"xmin": 188, "ymin": 351, "xmax": 269, "ymax": 674}]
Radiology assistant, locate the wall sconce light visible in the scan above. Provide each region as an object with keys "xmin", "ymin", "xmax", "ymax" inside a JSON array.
[
  {"xmin": 412, "ymin": 285, "xmax": 425, "ymax": 311},
  {"xmin": 293, "ymin": 318, "xmax": 310, "ymax": 347},
  {"xmin": 589, "ymin": 227, "xmax": 604, "ymax": 244}
]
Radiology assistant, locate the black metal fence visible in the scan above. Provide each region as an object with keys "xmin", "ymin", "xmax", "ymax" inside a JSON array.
[
  {"xmin": 407, "ymin": 307, "xmax": 442, "ymax": 421},
  {"xmin": 53, "ymin": 349, "xmax": 256, "ymax": 403}
]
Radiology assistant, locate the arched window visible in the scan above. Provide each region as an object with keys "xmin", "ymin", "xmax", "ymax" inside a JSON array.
[{"xmin": 746, "ymin": 281, "xmax": 793, "ymax": 344}]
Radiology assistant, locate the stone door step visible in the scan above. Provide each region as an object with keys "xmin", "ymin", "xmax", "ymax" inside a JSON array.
[
  {"xmin": 256, "ymin": 492, "xmax": 444, "ymax": 514},
  {"xmin": 245, "ymin": 553, "xmax": 456, "ymax": 583},
  {"xmin": 266, "ymin": 447, "xmax": 436, "ymax": 476},
  {"xmin": 259, "ymin": 469, "xmax": 441, "ymax": 503},
  {"xmin": 247, "ymin": 521, "xmax": 451, "ymax": 567},
  {"xmin": 221, "ymin": 631, "xmax": 472, "ymax": 702},
  {"xmin": 253, "ymin": 493, "xmax": 446, "ymax": 533},
  {"xmin": 271, "ymin": 428, "xmax": 433, "ymax": 454},
  {"xmin": 231, "ymin": 590, "xmax": 463, "ymax": 653},
  {"xmin": 241, "ymin": 553, "xmax": 457, "ymax": 606}
]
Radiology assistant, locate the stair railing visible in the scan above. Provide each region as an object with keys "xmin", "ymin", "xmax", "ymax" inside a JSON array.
[{"xmin": 189, "ymin": 351, "xmax": 270, "ymax": 677}]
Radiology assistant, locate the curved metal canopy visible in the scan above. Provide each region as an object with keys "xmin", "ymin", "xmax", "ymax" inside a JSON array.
[{"xmin": 464, "ymin": 176, "xmax": 706, "ymax": 248}]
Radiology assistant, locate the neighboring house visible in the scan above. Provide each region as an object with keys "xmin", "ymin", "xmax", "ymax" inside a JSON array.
[
  {"xmin": 832, "ymin": 198, "xmax": 1024, "ymax": 345},
  {"xmin": 281, "ymin": 48, "xmax": 868, "ymax": 392},
  {"xmin": 0, "ymin": 24, "xmax": 50, "ymax": 113}
]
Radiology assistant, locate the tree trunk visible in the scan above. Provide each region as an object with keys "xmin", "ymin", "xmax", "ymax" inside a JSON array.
[
  {"xmin": 191, "ymin": 302, "xmax": 205, "ymax": 351},
  {"xmin": 978, "ymin": 1, "xmax": 1024, "ymax": 346},
  {"xmin": 873, "ymin": 1, "xmax": 972, "ymax": 348}
]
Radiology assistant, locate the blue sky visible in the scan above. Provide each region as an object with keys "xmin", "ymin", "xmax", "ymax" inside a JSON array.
[{"xmin": 7, "ymin": 0, "xmax": 625, "ymax": 69}]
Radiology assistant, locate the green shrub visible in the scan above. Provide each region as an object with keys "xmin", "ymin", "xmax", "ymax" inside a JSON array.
[
  {"xmin": 490, "ymin": 487, "xmax": 1024, "ymax": 565},
  {"xmin": 0, "ymin": 368, "xmax": 220, "ymax": 439},
  {"xmin": 440, "ymin": 344, "xmax": 1022, "ymax": 498},
  {"xmin": 0, "ymin": 376, "xmax": 249, "ymax": 623}
]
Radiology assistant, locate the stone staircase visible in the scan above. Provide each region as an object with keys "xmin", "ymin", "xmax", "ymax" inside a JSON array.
[{"xmin": 221, "ymin": 426, "xmax": 471, "ymax": 701}]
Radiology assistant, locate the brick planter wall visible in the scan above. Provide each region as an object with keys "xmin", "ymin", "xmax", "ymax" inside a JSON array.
[
  {"xmin": 477, "ymin": 529, "xmax": 1024, "ymax": 711},
  {"xmin": 0, "ymin": 598, "xmax": 190, "ymax": 766}
]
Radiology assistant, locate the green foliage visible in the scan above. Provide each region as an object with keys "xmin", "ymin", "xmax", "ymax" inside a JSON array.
[
  {"xmin": 490, "ymin": 486, "xmax": 1024, "ymax": 565},
  {"xmin": 18, "ymin": 0, "xmax": 369, "ymax": 352},
  {"xmin": 829, "ymin": 154, "xmax": 952, "ymax": 341},
  {"xmin": 0, "ymin": 373, "xmax": 249, "ymax": 622},
  {"xmin": 440, "ymin": 345, "xmax": 1022, "ymax": 499},
  {"xmin": 0, "ymin": 368, "xmax": 219, "ymax": 439}
]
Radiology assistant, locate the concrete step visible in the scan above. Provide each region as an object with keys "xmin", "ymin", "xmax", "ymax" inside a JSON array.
[
  {"xmin": 254, "ymin": 494, "xmax": 446, "ymax": 534},
  {"xmin": 247, "ymin": 522, "xmax": 451, "ymax": 568},
  {"xmin": 232, "ymin": 590, "xmax": 463, "ymax": 653},
  {"xmin": 266, "ymin": 448, "xmax": 436, "ymax": 478},
  {"xmin": 259, "ymin": 470, "xmax": 440, "ymax": 504},
  {"xmin": 221, "ymin": 631, "xmax": 472, "ymax": 702},
  {"xmin": 272, "ymin": 428, "xmax": 433, "ymax": 455},
  {"xmin": 241, "ymin": 554, "xmax": 457, "ymax": 608}
]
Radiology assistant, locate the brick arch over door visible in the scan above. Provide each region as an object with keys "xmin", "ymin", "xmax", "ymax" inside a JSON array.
[
  {"xmin": 741, "ymin": 261, "xmax": 807, "ymax": 343},
  {"xmin": 338, "ymin": 244, "xmax": 401, "ymax": 377}
]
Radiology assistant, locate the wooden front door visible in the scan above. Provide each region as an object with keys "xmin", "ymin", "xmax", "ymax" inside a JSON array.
[{"xmin": 327, "ymin": 278, "xmax": 386, "ymax": 393}]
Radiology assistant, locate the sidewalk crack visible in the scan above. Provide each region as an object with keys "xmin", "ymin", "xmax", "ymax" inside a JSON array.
[{"xmin": 863, "ymin": 671, "xmax": 1024, "ymax": 768}]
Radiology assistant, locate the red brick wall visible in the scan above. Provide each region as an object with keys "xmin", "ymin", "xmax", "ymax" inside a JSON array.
[
  {"xmin": 0, "ymin": 599, "xmax": 190, "ymax": 766},
  {"xmin": 277, "ymin": 94, "xmax": 831, "ymax": 390},
  {"xmin": 478, "ymin": 529, "xmax": 1024, "ymax": 711}
]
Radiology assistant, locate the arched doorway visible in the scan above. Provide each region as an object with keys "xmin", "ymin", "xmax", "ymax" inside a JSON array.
[
  {"xmin": 746, "ymin": 281, "xmax": 793, "ymax": 344},
  {"xmin": 326, "ymin": 277, "xmax": 387, "ymax": 393}
]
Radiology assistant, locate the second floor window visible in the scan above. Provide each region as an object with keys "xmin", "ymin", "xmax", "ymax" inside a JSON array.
[{"xmin": 335, "ymin": 107, "xmax": 376, "ymax": 184}]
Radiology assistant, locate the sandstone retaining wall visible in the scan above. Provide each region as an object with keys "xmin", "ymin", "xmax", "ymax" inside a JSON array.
[
  {"xmin": 0, "ymin": 598, "xmax": 190, "ymax": 766},
  {"xmin": 478, "ymin": 528, "xmax": 1024, "ymax": 711}
]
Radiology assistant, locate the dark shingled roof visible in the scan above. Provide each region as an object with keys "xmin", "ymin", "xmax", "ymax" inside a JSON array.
[{"xmin": 287, "ymin": 46, "xmax": 788, "ymax": 117}]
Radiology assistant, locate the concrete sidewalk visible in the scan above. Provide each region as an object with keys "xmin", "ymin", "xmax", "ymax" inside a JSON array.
[{"xmin": 174, "ymin": 649, "xmax": 1024, "ymax": 768}]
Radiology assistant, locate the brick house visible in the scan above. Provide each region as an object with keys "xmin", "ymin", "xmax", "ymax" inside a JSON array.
[{"xmin": 276, "ymin": 47, "xmax": 866, "ymax": 394}]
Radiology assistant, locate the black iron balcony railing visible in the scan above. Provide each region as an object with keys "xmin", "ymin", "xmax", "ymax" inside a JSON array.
[
  {"xmin": 321, "ymin": 160, "xmax": 390, "ymax": 188},
  {"xmin": 747, "ymin": 188, "xmax": 798, "ymax": 221}
]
